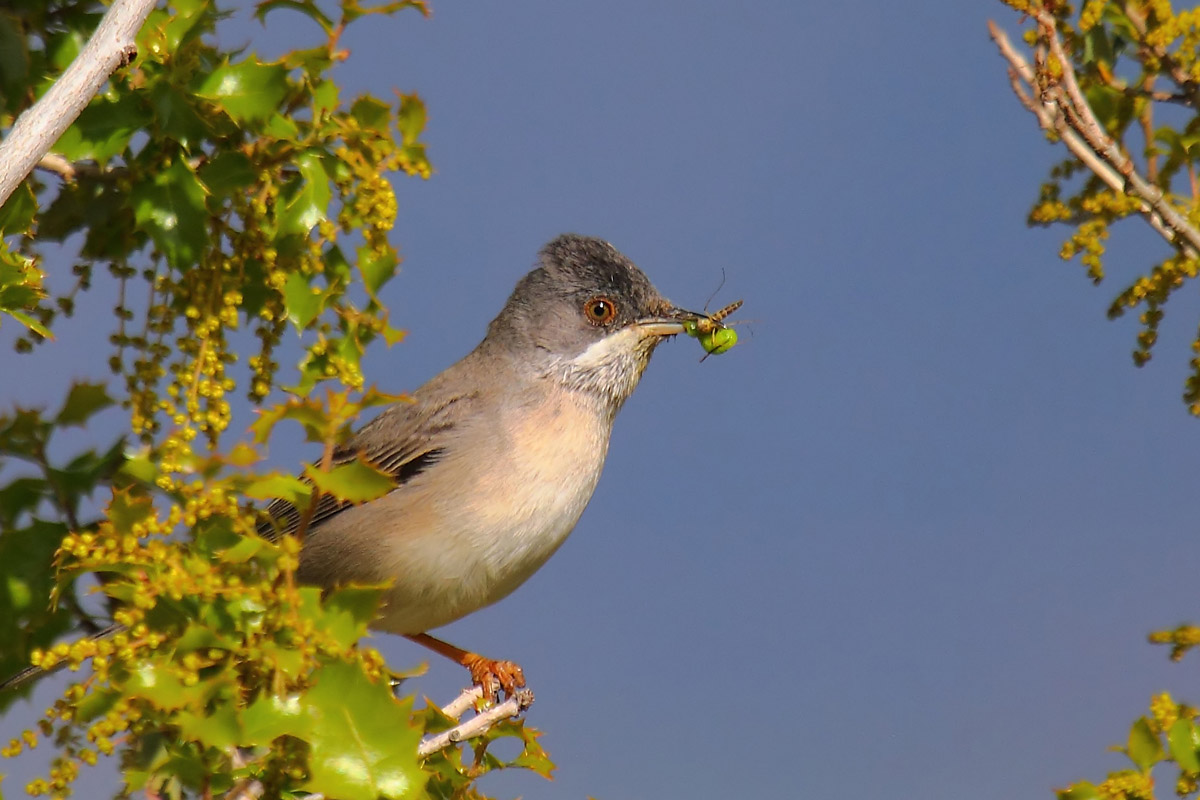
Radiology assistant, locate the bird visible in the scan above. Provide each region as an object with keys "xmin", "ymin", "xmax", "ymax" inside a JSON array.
[{"xmin": 1, "ymin": 233, "xmax": 703, "ymax": 699}]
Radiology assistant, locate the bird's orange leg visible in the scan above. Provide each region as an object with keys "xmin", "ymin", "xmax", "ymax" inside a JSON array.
[{"xmin": 404, "ymin": 633, "xmax": 526, "ymax": 699}]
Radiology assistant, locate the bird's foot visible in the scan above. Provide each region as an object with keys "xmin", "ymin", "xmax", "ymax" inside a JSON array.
[{"xmin": 462, "ymin": 654, "xmax": 525, "ymax": 701}]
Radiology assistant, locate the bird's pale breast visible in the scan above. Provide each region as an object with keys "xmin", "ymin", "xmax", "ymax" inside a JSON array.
[{"xmin": 365, "ymin": 386, "xmax": 612, "ymax": 634}]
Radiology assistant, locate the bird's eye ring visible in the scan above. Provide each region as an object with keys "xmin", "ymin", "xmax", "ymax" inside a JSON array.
[{"xmin": 583, "ymin": 297, "xmax": 618, "ymax": 326}]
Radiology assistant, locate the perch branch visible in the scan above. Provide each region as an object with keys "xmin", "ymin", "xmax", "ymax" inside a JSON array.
[
  {"xmin": 0, "ymin": 0, "xmax": 156, "ymax": 207},
  {"xmin": 417, "ymin": 687, "xmax": 535, "ymax": 757}
]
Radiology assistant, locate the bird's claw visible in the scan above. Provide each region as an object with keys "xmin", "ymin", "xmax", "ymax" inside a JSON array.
[{"xmin": 462, "ymin": 654, "xmax": 526, "ymax": 701}]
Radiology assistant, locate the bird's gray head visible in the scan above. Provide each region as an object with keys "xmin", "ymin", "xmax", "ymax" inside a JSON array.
[{"xmin": 481, "ymin": 234, "xmax": 692, "ymax": 412}]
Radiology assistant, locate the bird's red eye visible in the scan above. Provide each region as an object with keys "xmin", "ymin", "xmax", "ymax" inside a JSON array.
[{"xmin": 583, "ymin": 297, "xmax": 618, "ymax": 325}]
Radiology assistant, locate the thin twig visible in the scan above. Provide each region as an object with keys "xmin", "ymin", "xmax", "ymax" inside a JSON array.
[
  {"xmin": 1036, "ymin": 10, "xmax": 1200, "ymax": 256},
  {"xmin": 36, "ymin": 153, "xmax": 77, "ymax": 181},
  {"xmin": 417, "ymin": 688, "xmax": 534, "ymax": 757},
  {"xmin": 0, "ymin": 0, "xmax": 157, "ymax": 206},
  {"xmin": 988, "ymin": 17, "xmax": 1200, "ymax": 259},
  {"xmin": 988, "ymin": 20, "xmax": 1127, "ymax": 190},
  {"xmin": 439, "ymin": 685, "xmax": 487, "ymax": 720}
]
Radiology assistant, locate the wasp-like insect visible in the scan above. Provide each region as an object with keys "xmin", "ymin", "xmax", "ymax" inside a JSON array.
[{"xmin": 682, "ymin": 299, "xmax": 743, "ymax": 361}]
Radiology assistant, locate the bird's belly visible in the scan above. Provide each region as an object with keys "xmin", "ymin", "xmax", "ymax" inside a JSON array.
[{"xmin": 372, "ymin": 394, "xmax": 610, "ymax": 634}]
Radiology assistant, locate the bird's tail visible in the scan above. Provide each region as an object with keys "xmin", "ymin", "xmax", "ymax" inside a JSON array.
[{"xmin": 1, "ymin": 623, "xmax": 126, "ymax": 694}]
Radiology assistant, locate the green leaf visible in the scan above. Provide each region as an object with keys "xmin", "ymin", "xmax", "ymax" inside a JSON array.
[
  {"xmin": 278, "ymin": 151, "xmax": 331, "ymax": 236},
  {"xmin": 55, "ymin": 382, "xmax": 114, "ymax": 427},
  {"xmin": 241, "ymin": 692, "xmax": 311, "ymax": 745},
  {"xmin": 342, "ymin": 0, "xmax": 430, "ymax": 24},
  {"xmin": 255, "ymin": 0, "xmax": 335, "ymax": 32},
  {"xmin": 0, "ymin": 13, "xmax": 29, "ymax": 108},
  {"xmin": 244, "ymin": 474, "xmax": 312, "ymax": 507},
  {"xmin": 303, "ymin": 660, "xmax": 422, "ymax": 800},
  {"xmin": 217, "ymin": 534, "xmax": 268, "ymax": 564},
  {"xmin": 75, "ymin": 687, "xmax": 120, "ymax": 723},
  {"xmin": 250, "ymin": 399, "xmax": 330, "ymax": 445},
  {"xmin": 320, "ymin": 586, "xmax": 384, "ymax": 647},
  {"xmin": 119, "ymin": 451, "xmax": 158, "ymax": 486},
  {"xmin": 54, "ymin": 93, "xmax": 149, "ymax": 163},
  {"xmin": 396, "ymin": 93, "xmax": 427, "ymax": 146},
  {"xmin": 4, "ymin": 309, "xmax": 51, "ymax": 338},
  {"xmin": 283, "ymin": 271, "xmax": 325, "ymax": 329},
  {"xmin": 124, "ymin": 661, "xmax": 207, "ymax": 711},
  {"xmin": 1057, "ymin": 783, "xmax": 1101, "ymax": 800},
  {"xmin": 0, "ymin": 182, "xmax": 36, "ymax": 235},
  {"xmin": 305, "ymin": 459, "xmax": 395, "ymax": 503},
  {"xmin": 0, "ymin": 247, "xmax": 46, "ymax": 327},
  {"xmin": 311, "ymin": 79, "xmax": 338, "ymax": 116},
  {"xmin": 199, "ymin": 152, "xmax": 255, "ymax": 197},
  {"xmin": 351, "ymin": 96, "xmax": 391, "ymax": 131},
  {"xmin": 131, "ymin": 158, "xmax": 208, "ymax": 271},
  {"xmin": 46, "ymin": 27, "xmax": 86, "ymax": 71},
  {"xmin": 358, "ymin": 244, "xmax": 397, "ymax": 296},
  {"xmin": 1170, "ymin": 719, "xmax": 1200, "ymax": 773},
  {"xmin": 177, "ymin": 703, "xmax": 241, "ymax": 750},
  {"xmin": 197, "ymin": 59, "xmax": 290, "ymax": 123},
  {"xmin": 148, "ymin": 82, "xmax": 212, "ymax": 149},
  {"xmin": 493, "ymin": 718, "xmax": 555, "ymax": 777},
  {"xmin": 1127, "ymin": 716, "xmax": 1164, "ymax": 771},
  {"xmin": 0, "ymin": 476, "xmax": 45, "ymax": 528}
]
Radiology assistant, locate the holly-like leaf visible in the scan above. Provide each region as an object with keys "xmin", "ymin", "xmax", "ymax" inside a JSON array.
[
  {"xmin": 255, "ymin": 0, "xmax": 335, "ymax": 33},
  {"xmin": 0, "ymin": 182, "xmax": 36, "ymax": 235},
  {"xmin": 148, "ymin": 82, "xmax": 212, "ymax": 150},
  {"xmin": 395, "ymin": 93, "xmax": 426, "ymax": 146},
  {"xmin": 199, "ymin": 151, "xmax": 256, "ymax": 198},
  {"xmin": 250, "ymin": 398, "xmax": 330, "ymax": 445},
  {"xmin": 0, "ymin": 12, "xmax": 30, "ymax": 109},
  {"xmin": 55, "ymin": 381, "xmax": 113, "ymax": 427},
  {"xmin": 241, "ymin": 692, "xmax": 311, "ymax": 746},
  {"xmin": 319, "ymin": 586, "xmax": 384, "ymax": 647},
  {"xmin": 131, "ymin": 158, "xmax": 208, "ymax": 271},
  {"xmin": 0, "ymin": 248, "xmax": 47, "ymax": 335},
  {"xmin": 283, "ymin": 271, "xmax": 325, "ymax": 329},
  {"xmin": 244, "ymin": 473, "xmax": 312, "ymax": 508},
  {"xmin": 177, "ymin": 703, "xmax": 241, "ymax": 750},
  {"xmin": 303, "ymin": 660, "xmax": 422, "ymax": 800},
  {"xmin": 54, "ymin": 93, "xmax": 150, "ymax": 163},
  {"xmin": 197, "ymin": 59, "xmax": 290, "ymax": 123},
  {"xmin": 305, "ymin": 459, "xmax": 395, "ymax": 503},
  {"xmin": 358, "ymin": 244, "xmax": 397, "ymax": 296},
  {"xmin": 278, "ymin": 150, "xmax": 331, "ymax": 236},
  {"xmin": 124, "ymin": 660, "xmax": 209, "ymax": 711}
]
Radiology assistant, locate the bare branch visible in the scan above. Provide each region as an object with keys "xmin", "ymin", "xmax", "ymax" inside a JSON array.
[
  {"xmin": 0, "ymin": 0, "xmax": 157, "ymax": 207},
  {"xmin": 988, "ymin": 17, "xmax": 1200, "ymax": 259},
  {"xmin": 35, "ymin": 153, "xmax": 78, "ymax": 182},
  {"xmin": 35, "ymin": 153, "xmax": 109, "ymax": 182},
  {"xmin": 418, "ymin": 688, "xmax": 535, "ymax": 757},
  {"xmin": 988, "ymin": 22, "xmax": 1128, "ymax": 192}
]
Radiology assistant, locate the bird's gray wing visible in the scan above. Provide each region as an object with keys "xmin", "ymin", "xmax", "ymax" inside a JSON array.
[{"xmin": 258, "ymin": 387, "xmax": 479, "ymax": 540}]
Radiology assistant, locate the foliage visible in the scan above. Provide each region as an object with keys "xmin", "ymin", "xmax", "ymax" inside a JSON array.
[
  {"xmin": 0, "ymin": 1, "xmax": 552, "ymax": 797},
  {"xmin": 996, "ymin": 3, "xmax": 1200, "ymax": 800},
  {"xmin": 1001, "ymin": 0, "xmax": 1200, "ymax": 412}
]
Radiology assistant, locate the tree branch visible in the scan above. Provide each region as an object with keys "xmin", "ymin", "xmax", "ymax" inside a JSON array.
[
  {"xmin": 0, "ymin": 0, "xmax": 157, "ymax": 207},
  {"xmin": 417, "ymin": 686, "xmax": 535, "ymax": 757},
  {"xmin": 987, "ymin": 16, "xmax": 1200, "ymax": 259}
]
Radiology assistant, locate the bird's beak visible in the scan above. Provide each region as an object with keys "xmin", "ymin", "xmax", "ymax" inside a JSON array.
[{"xmin": 633, "ymin": 305, "xmax": 701, "ymax": 338}]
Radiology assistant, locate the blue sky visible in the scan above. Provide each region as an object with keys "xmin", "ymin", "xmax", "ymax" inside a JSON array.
[{"xmin": 5, "ymin": 1, "xmax": 1200, "ymax": 798}]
